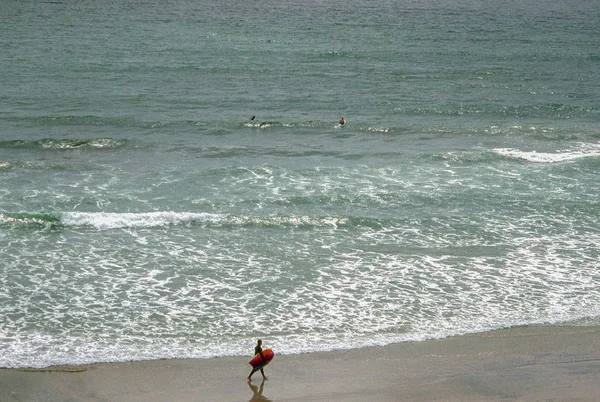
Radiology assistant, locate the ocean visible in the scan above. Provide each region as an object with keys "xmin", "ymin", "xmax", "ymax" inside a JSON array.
[{"xmin": 1, "ymin": 0, "xmax": 599, "ymax": 368}]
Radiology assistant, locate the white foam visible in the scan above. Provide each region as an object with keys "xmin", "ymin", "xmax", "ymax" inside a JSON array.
[
  {"xmin": 367, "ymin": 126, "xmax": 391, "ymax": 133},
  {"xmin": 4, "ymin": 203, "xmax": 600, "ymax": 368},
  {"xmin": 493, "ymin": 143, "xmax": 600, "ymax": 163},
  {"xmin": 61, "ymin": 211, "xmax": 223, "ymax": 230}
]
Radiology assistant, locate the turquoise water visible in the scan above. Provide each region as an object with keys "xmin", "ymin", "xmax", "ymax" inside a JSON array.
[{"xmin": 1, "ymin": 0, "xmax": 599, "ymax": 368}]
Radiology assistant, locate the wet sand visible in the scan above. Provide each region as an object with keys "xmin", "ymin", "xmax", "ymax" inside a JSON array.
[{"xmin": 2, "ymin": 324, "xmax": 599, "ymax": 401}]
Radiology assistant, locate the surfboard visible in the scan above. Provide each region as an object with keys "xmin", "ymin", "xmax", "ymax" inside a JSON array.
[{"xmin": 249, "ymin": 348, "xmax": 275, "ymax": 370}]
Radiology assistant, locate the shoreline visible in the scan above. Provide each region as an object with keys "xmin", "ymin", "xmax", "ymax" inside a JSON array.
[{"xmin": 2, "ymin": 324, "xmax": 599, "ymax": 401}]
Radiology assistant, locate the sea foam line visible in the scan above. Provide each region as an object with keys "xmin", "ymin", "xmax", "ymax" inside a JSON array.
[
  {"xmin": 0, "ymin": 138, "xmax": 126, "ymax": 149},
  {"xmin": 1, "ymin": 212, "xmax": 350, "ymax": 230},
  {"xmin": 62, "ymin": 212, "xmax": 348, "ymax": 230},
  {"xmin": 493, "ymin": 143, "xmax": 600, "ymax": 163},
  {"xmin": 61, "ymin": 211, "xmax": 223, "ymax": 230}
]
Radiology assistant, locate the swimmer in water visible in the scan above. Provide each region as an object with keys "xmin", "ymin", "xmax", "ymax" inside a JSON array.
[{"xmin": 339, "ymin": 117, "xmax": 346, "ymax": 125}]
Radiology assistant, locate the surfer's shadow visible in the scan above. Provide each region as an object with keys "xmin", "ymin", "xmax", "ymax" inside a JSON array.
[{"xmin": 248, "ymin": 379, "xmax": 271, "ymax": 401}]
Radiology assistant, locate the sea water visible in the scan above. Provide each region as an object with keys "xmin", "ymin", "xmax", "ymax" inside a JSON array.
[{"xmin": 1, "ymin": 0, "xmax": 599, "ymax": 368}]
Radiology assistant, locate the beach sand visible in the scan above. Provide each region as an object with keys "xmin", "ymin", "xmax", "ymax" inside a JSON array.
[{"xmin": 2, "ymin": 324, "xmax": 599, "ymax": 401}]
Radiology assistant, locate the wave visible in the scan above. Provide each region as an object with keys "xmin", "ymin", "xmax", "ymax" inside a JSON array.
[
  {"xmin": 482, "ymin": 124, "xmax": 598, "ymax": 142},
  {"xmin": 234, "ymin": 119, "xmax": 595, "ymax": 142},
  {"xmin": 435, "ymin": 142, "xmax": 600, "ymax": 165},
  {"xmin": 61, "ymin": 211, "xmax": 223, "ymax": 230},
  {"xmin": 0, "ymin": 138, "xmax": 128, "ymax": 150},
  {"xmin": 401, "ymin": 103, "xmax": 599, "ymax": 119},
  {"xmin": 241, "ymin": 120, "xmax": 337, "ymax": 130},
  {"xmin": 0, "ymin": 213, "xmax": 62, "ymax": 228},
  {"xmin": 0, "ymin": 211, "xmax": 352, "ymax": 230},
  {"xmin": 493, "ymin": 143, "xmax": 600, "ymax": 163},
  {"xmin": 168, "ymin": 145, "xmax": 356, "ymax": 159},
  {"xmin": 2, "ymin": 115, "xmax": 152, "ymax": 128}
]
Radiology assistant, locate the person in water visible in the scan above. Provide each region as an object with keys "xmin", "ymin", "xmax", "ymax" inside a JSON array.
[
  {"xmin": 248, "ymin": 339, "xmax": 269, "ymax": 381},
  {"xmin": 339, "ymin": 117, "xmax": 346, "ymax": 125}
]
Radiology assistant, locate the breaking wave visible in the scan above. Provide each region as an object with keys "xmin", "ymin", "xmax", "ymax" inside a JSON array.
[
  {"xmin": 0, "ymin": 138, "xmax": 127, "ymax": 150},
  {"xmin": 493, "ymin": 143, "xmax": 600, "ymax": 163},
  {"xmin": 0, "ymin": 211, "xmax": 351, "ymax": 230}
]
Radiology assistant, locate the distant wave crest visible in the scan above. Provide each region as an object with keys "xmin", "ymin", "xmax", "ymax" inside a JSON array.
[
  {"xmin": 0, "ymin": 213, "xmax": 62, "ymax": 228},
  {"xmin": 0, "ymin": 138, "xmax": 126, "ymax": 150},
  {"xmin": 4, "ymin": 115, "xmax": 151, "ymax": 128},
  {"xmin": 1, "ymin": 211, "xmax": 350, "ymax": 230},
  {"xmin": 403, "ymin": 103, "xmax": 599, "ymax": 119}
]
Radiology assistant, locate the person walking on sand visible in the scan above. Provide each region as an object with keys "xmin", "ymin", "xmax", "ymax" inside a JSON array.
[{"xmin": 248, "ymin": 339, "xmax": 268, "ymax": 381}]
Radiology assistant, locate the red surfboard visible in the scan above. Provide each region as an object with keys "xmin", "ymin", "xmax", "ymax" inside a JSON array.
[{"xmin": 249, "ymin": 348, "xmax": 275, "ymax": 370}]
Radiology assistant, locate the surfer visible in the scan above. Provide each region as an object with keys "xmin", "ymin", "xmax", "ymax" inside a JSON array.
[
  {"xmin": 339, "ymin": 117, "xmax": 346, "ymax": 125},
  {"xmin": 248, "ymin": 339, "xmax": 268, "ymax": 381}
]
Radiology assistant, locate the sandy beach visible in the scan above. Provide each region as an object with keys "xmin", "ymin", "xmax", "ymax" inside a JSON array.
[{"xmin": 2, "ymin": 324, "xmax": 599, "ymax": 401}]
